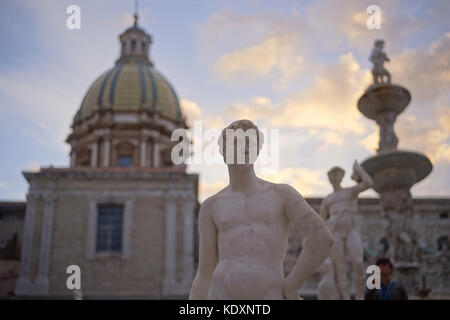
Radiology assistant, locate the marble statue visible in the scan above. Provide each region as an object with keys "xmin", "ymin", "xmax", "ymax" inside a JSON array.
[
  {"xmin": 319, "ymin": 161, "xmax": 373, "ymax": 300},
  {"xmin": 380, "ymin": 189, "xmax": 419, "ymax": 263},
  {"xmin": 370, "ymin": 39, "xmax": 391, "ymax": 85},
  {"xmin": 377, "ymin": 110, "xmax": 398, "ymax": 152},
  {"xmin": 317, "ymin": 258, "xmax": 340, "ymax": 300},
  {"xmin": 189, "ymin": 119, "xmax": 334, "ymax": 300}
]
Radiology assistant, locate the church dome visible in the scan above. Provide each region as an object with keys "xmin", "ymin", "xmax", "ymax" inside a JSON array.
[
  {"xmin": 67, "ymin": 14, "xmax": 187, "ymax": 170},
  {"xmin": 73, "ymin": 14, "xmax": 182, "ymax": 124},
  {"xmin": 75, "ymin": 60, "xmax": 182, "ymax": 123}
]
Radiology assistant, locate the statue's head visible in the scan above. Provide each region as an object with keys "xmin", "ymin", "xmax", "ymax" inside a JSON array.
[
  {"xmin": 327, "ymin": 166, "xmax": 345, "ymax": 186},
  {"xmin": 218, "ymin": 119, "xmax": 264, "ymax": 168},
  {"xmin": 374, "ymin": 39, "xmax": 384, "ymax": 49}
]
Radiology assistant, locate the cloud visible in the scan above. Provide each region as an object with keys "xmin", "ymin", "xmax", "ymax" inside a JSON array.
[
  {"xmin": 397, "ymin": 108, "xmax": 450, "ymax": 164},
  {"xmin": 360, "ymin": 128, "xmax": 379, "ymax": 153},
  {"xmin": 304, "ymin": 0, "xmax": 424, "ymax": 53},
  {"xmin": 199, "ymin": 9, "xmax": 310, "ymax": 89},
  {"xmin": 214, "ymin": 34, "xmax": 304, "ymax": 88},
  {"xmin": 273, "ymin": 53, "xmax": 371, "ymax": 134},
  {"xmin": 204, "ymin": 52, "xmax": 373, "ymax": 152},
  {"xmin": 0, "ymin": 182, "xmax": 7, "ymax": 189},
  {"xmin": 312, "ymin": 129, "xmax": 344, "ymax": 151},
  {"xmin": 390, "ymin": 32, "xmax": 450, "ymax": 107},
  {"xmin": 180, "ymin": 99, "xmax": 203, "ymax": 127},
  {"xmin": 263, "ymin": 167, "xmax": 328, "ymax": 196}
]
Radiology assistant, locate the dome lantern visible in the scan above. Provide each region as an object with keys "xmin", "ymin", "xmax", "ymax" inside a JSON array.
[{"xmin": 116, "ymin": 13, "xmax": 153, "ymax": 66}]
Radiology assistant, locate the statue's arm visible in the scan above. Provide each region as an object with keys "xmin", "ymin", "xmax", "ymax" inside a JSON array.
[
  {"xmin": 352, "ymin": 161, "xmax": 374, "ymax": 195},
  {"xmin": 319, "ymin": 198, "xmax": 329, "ymax": 221},
  {"xmin": 279, "ymin": 184, "xmax": 334, "ymax": 299},
  {"xmin": 189, "ymin": 199, "xmax": 218, "ymax": 300}
]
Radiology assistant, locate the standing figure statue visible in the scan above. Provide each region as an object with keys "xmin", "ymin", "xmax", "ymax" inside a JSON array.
[
  {"xmin": 370, "ymin": 39, "xmax": 391, "ymax": 85},
  {"xmin": 380, "ymin": 189, "xmax": 419, "ymax": 263},
  {"xmin": 189, "ymin": 119, "xmax": 334, "ymax": 300},
  {"xmin": 320, "ymin": 161, "xmax": 374, "ymax": 300}
]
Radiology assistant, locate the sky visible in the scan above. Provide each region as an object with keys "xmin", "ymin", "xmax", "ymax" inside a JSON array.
[{"xmin": 0, "ymin": 0, "xmax": 449, "ymax": 202}]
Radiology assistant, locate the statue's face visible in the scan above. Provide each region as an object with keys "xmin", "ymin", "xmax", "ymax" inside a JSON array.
[
  {"xmin": 328, "ymin": 168, "xmax": 344, "ymax": 185},
  {"xmin": 219, "ymin": 120, "xmax": 263, "ymax": 167}
]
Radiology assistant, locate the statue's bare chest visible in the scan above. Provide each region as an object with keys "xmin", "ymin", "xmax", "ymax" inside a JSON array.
[{"xmin": 212, "ymin": 192, "xmax": 284, "ymax": 231}]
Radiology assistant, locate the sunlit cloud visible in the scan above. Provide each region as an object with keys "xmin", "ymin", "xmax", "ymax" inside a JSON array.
[
  {"xmin": 214, "ymin": 34, "xmax": 304, "ymax": 89},
  {"xmin": 180, "ymin": 99, "xmax": 203, "ymax": 127},
  {"xmin": 273, "ymin": 53, "xmax": 371, "ymax": 134},
  {"xmin": 264, "ymin": 167, "xmax": 328, "ymax": 196}
]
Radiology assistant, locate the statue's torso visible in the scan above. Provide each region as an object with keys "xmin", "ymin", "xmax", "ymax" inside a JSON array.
[
  {"xmin": 325, "ymin": 188, "xmax": 358, "ymax": 235},
  {"xmin": 208, "ymin": 183, "xmax": 289, "ymax": 299}
]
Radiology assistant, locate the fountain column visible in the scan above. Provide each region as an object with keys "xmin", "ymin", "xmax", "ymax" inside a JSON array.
[{"xmin": 358, "ymin": 39, "xmax": 433, "ymax": 295}]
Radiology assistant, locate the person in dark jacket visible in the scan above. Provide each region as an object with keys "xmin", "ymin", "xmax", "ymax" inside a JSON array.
[{"xmin": 365, "ymin": 258, "xmax": 408, "ymax": 300}]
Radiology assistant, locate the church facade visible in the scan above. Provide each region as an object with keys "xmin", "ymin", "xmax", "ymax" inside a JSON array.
[{"xmin": 10, "ymin": 15, "xmax": 199, "ymax": 298}]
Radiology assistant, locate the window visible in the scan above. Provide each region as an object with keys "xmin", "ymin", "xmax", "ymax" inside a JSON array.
[
  {"xmin": 96, "ymin": 204, "xmax": 124, "ymax": 253},
  {"xmin": 440, "ymin": 212, "xmax": 448, "ymax": 219},
  {"xmin": 131, "ymin": 40, "xmax": 136, "ymax": 52},
  {"xmin": 118, "ymin": 156, "xmax": 132, "ymax": 167},
  {"xmin": 141, "ymin": 42, "xmax": 146, "ymax": 53}
]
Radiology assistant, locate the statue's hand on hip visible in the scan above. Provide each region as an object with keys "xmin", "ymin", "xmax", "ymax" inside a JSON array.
[{"xmin": 282, "ymin": 278, "xmax": 303, "ymax": 300}]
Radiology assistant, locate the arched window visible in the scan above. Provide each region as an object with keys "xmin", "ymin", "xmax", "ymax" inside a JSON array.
[
  {"xmin": 131, "ymin": 40, "xmax": 136, "ymax": 52},
  {"xmin": 141, "ymin": 42, "xmax": 146, "ymax": 53}
]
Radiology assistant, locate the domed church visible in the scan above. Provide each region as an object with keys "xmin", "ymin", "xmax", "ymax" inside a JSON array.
[{"xmin": 14, "ymin": 14, "xmax": 199, "ymax": 298}]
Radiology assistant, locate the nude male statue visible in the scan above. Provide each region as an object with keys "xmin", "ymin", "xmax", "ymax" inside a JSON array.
[
  {"xmin": 189, "ymin": 119, "xmax": 334, "ymax": 300},
  {"xmin": 319, "ymin": 162, "xmax": 373, "ymax": 300}
]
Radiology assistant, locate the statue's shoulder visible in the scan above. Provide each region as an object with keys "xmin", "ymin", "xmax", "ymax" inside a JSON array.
[
  {"xmin": 201, "ymin": 186, "xmax": 229, "ymax": 209},
  {"xmin": 272, "ymin": 182, "xmax": 304, "ymax": 200}
]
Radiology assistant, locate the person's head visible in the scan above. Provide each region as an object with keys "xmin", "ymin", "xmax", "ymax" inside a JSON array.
[
  {"xmin": 376, "ymin": 258, "xmax": 394, "ymax": 278},
  {"xmin": 218, "ymin": 119, "xmax": 264, "ymax": 170},
  {"xmin": 375, "ymin": 39, "xmax": 384, "ymax": 49},
  {"xmin": 327, "ymin": 166, "xmax": 345, "ymax": 187}
]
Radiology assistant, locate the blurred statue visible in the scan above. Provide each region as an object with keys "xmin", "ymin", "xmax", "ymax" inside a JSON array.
[
  {"xmin": 189, "ymin": 119, "xmax": 334, "ymax": 300},
  {"xmin": 380, "ymin": 189, "xmax": 419, "ymax": 263},
  {"xmin": 320, "ymin": 161, "xmax": 373, "ymax": 300},
  {"xmin": 377, "ymin": 110, "xmax": 398, "ymax": 152},
  {"xmin": 370, "ymin": 39, "xmax": 391, "ymax": 85},
  {"xmin": 317, "ymin": 258, "xmax": 340, "ymax": 300}
]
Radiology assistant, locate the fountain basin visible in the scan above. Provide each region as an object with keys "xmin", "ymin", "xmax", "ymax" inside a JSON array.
[
  {"xmin": 361, "ymin": 150, "xmax": 432, "ymax": 193},
  {"xmin": 358, "ymin": 84, "xmax": 411, "ymax": 121}
]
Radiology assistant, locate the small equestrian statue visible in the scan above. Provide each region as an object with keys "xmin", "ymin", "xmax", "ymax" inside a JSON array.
[{"xmin": 370, "ymin": 39, "xmax": 391, "ymax": 85}]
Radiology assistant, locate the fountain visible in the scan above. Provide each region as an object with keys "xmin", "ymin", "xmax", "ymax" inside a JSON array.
[{"xmin": 358, "ymin": 39, "xmax": 433, "ymax": 295}]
